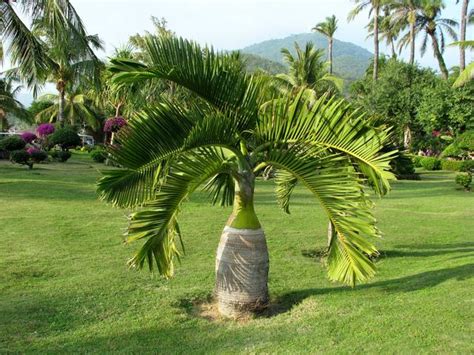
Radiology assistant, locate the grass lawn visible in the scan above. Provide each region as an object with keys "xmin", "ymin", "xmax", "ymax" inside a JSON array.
[{"xmin": 1, "ymin": 152, "xmax": 473, "ymax": 353}]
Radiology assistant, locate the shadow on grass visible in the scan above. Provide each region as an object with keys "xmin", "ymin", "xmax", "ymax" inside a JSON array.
[{"xmin": 268, "ymin": 263, "xmax": 474, "ymax": 317}]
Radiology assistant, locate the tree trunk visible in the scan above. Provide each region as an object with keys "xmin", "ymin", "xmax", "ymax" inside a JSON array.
[
  {"xmin": 373, "ymin": 5, "xmax": 380, "ymax": 81},
  {"xmin": 430, "ymin": 32, "xmax": 449, "ymax": 80},
  {"xmin": 56, "ymin": 80, "xmax": 66, "ymax": 127},
  {"xmin": 327, "ymin": 221, "xmax": 336, "ymax": 250},
  {"xmin": 459, "ymin": 0, "xmax": 468, "ymax": 71},
  {"xmin": 115, "ymin": 102, "xmax": 123, "ymax": 117},
  {"xmin": 390, "ymin": 38, "xmax": 396, "ymax": 58},
  {"xmin": 409, "ymin": 20, "xmax": 416, "ymax": 65},
  {"xmin": 328, "ymin": 37, "xmax": 333, "ymax": 75},
  {"xmin": 404, "ymin": 125, "xmax": 412, "ymax": 150},
  {"xmin": 215, "ymin": 172, "xmax": 269, "ymax": 317}
]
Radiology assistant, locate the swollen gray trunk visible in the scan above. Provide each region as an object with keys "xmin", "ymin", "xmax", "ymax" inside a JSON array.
[
  {"xmin": 460, "ymin": 0, "xmax": 469, "ymax": 71},
  {"xmin": 215, "ymin": 173, "xmax": 269, "ymax": 317},
  {"xmin": 215, "ymin": 226, "xmax": 269, "ymax": 317},
  {"xmin": 373, "ymin": 6, "xmax": 380, "ymax": 81}
]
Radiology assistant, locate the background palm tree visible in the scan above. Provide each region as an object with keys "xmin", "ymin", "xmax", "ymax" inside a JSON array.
[
  {"xmin": 1, "ymin": 0, "xmax": 103, "ymax": 124},
  {"xmin": 367, "ymin": 10, "xmax": 403, "ymax": 58},
  {"xmin": 312, "ymin": 15, "xmax": 338, "ymax": 74},
  {"xmin": 456, "ymin": 0, "xmax": 470, "ymax": 71},
  {"xmin": 417, "ymin": 0, "xmax": 458, "ymax": 79},
  {"xmin": 33, "ymin": 90, "xmax": 99, "ymax": 130},
  {"xmin": 349, "ymin": 0, "xmax": 384, "ymax": 80},
  {"xmin": 0, "ymin": 78, "xmax": 31, "ymax": 131},
  {"xmin": 98, "ymin": 35, "xmax": 396, "ymax": 317},
  {"xmin": 274, "ymin": 42, "xmax": 343, "ymax": 99},
  {"xmin": 390, "ymin": 0, "xmax": 421, "ymax": 64}
]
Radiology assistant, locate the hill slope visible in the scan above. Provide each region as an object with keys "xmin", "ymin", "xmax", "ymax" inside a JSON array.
[{"xmin": 241, "ymin": 32, "xmax": 373, "ymax": 81}]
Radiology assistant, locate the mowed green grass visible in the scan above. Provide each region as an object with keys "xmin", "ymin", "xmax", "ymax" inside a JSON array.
[{"xmin": 1, "ymin": 153, "xmax": 473, "ymax": 353}]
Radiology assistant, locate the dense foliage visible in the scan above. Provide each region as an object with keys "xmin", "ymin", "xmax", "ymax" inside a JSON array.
[
  {"xmin": 0, "ymin": 135, "xmax": 26, "ymax": 152},
  {"xmin": 351, "ymin": 59, "xmax": 474, "ymax": 152},
  {"xmin": 49, "ymin": 127, "xmax": 81, "ymax": 151}
]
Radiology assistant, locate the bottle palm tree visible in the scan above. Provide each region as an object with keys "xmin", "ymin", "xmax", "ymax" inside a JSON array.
[
  {"xmin": 389, "ymin": 0, "xmax": 421, "ymax": 64},
  {"xmin": 98, "ymin": 36, "xmax": 396, "ymax": 317},
  {"xmin": 456, "ymin": 0, "xmax": 470, "ymax": 71},
  {"xmin": 1, "ymin": 0, "xmax": 103, "ymax": 124},
  {"xmin": 0, "ymin": 78, "xmax": 31, "ymax": 131},
  {"xmin": 312, "ymin": 15, "xmax": 338, "ymax": 74},
  {"xmin": 274, "ymin": 42, "xmax": 343, "ymax": 99},
  {"xmin": 417, "ymin": 0, "xmax": 458, "ymax": 79},
  {"xmin": 349, "ymin": 0, "xmax": 384, "ymax": 80}
]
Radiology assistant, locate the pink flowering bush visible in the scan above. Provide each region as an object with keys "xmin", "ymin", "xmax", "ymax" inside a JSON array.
[
  {"xmin": 21, "ymin": 132, "xmax": 37, "ymax": 143},
  {"xmin": 26, "ymin": 147, "xmax": 40, "ymax": 155},
  {"xmin": 104, "ymin": 116, "xmax": 127, "ymax": 133},
  {"xmin": 37, "ymin": 123, "xmax": 55, "ymax": 137}
]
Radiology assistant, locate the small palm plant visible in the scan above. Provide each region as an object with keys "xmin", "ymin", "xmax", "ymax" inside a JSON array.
[{"xmin": 98, "ymin": 36, "xmax": 396, "ymax": 317}]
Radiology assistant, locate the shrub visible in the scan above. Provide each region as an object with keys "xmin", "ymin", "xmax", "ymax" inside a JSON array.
[
  {"xmin": 455, "ymin": 173, "xmax": 472, "ymax": 191},
  {"xmin": 21, "ymin": 132, "xmax": 37, "ymax": 144},
  {"xmin": 390, "ymin": 154, "xmax": 419, "ymax": 180},
  {"xmin": 36, "ymin": 123, "xmax": 55, "ymax": 137},
  {"xmin": 29, "ymin": 149, "xmax": 48, "ymax": 163},
  {"xmin": 0, "ymin": 136, "xmax": 26, "ymax": 152},
  {"xmin": 51, "ymin": 150, "xmax": 72, "ymax": 162},
  {"xmin": 49, "ymin": 126, "xmax": 81, "ymax": 151},
  {"xmin": 441, "ymin": 131, "xmax": 474, "ymax": 159},
  {"xmin": 459, "ymin": 160, "xmax": 474, "ymax": 173},
  {"xmin": 441, "ymin": 160, "xmax": 463, "ymax": 171},
  {"xmin": 420, "ymin": 157, "xmax": 441, "ymax": 171},
  {"xmin": 91, "ymin": 149, "xmax": 107, "ymax": 163},
  {"xmin": 411, "ymin": 155, "xmax": 423, "ymax": 168},
  {"xmin": 10, "ymin": 150, "xmax": 33, "ymax": 169},
  {"xmin": 104, "ymin": 116, "xmax": 127, "ymax": 133}
]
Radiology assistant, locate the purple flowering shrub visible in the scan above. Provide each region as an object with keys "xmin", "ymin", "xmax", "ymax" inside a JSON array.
[
  {"xmin": 104, "ymin": 116, "xmax": 127, "ymax": 133},
  {"xmin": 21, "ymin": 132, "xmax": 37, "ymax": 143},
  {"xmin": 37, "ymin": 123, "xmax": 55, "ymax": 137}
]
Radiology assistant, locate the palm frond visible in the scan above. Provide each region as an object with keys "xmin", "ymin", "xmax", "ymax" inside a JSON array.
[
  {"xmin": 124, "ymin": 148, "xmax": 237, "ymax": 276},
  {"xmin": 266, "ymin": 146, "xmax": 379, "ymax": 286},
  {"xmin": 254, "ymin": 92, "xmax": 396, "ymax": 196},
  {"xmin": 453, "ymin": 61, "xmax": 474, "ymax": 87}
]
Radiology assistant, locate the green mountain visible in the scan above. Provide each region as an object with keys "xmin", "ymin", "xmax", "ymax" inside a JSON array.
[{"xmin": 241, "ymin": 32, "xmax": 373, "ymax": 82}]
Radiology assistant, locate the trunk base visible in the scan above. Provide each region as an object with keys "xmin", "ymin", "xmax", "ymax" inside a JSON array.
[{"xmin": 215, "ymin": 226, "xmax": 269, "ymax": 318}]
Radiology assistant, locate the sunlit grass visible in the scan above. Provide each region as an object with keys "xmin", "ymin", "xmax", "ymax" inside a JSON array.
[{"xmin": 1, "ymin": 153, "xmax": 472, "ymax": 353}]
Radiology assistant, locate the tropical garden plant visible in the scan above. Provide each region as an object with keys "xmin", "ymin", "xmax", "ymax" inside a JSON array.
[
  {"xmin": 274, "ymin": 42, "xmax": 343, "ymax": 99},
  {"xmin": 98, "ymin": 36, "xmax": 396, "ymax": 318}
]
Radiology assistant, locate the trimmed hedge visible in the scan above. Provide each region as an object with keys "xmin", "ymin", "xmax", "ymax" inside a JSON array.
[
  {"xmin": 441, "ymin": 160, "xmax": 463, "ymax": 171},
  {"xmin": 420, "ymin": 157, "xmax": 441, "ymax": 171}
]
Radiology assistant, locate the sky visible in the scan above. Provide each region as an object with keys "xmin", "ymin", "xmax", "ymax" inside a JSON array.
[{"xmin": 6, "ymin": 0, "xmax": 474, "ymax": 104}]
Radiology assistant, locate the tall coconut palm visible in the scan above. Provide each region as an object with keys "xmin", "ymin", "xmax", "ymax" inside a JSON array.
[
  {"xmin": 0, "ymin": 78, "xmax": 31, "ymax": 131},
  {"xmin": 0, "ymin": 0, "xmax": 103, "ymax": 124},
  {"xmin": 33, "ymin": 90, "xmax": 99, "ymax": 130},
  {"xmin": 98, "ymin": 36, "xmax": 396, "ymax": 318},
  {"xmin": 417, "ymin": 0, "xmax": 458, "ymax": 79},
  {"xmin": 389, "ymin": 0, "xmax": 421, "ymax": 64},
  {"xmin": 456, "ymin": 0, "xmax": 470, "ymax": 71},
  {"xmin": 312, "ymin": 15, "xmax": 338, "ymax": 74},
  {"xmin": 349, "ymin": 0, "xmax": 384, "ymax": 80},
  {"xmin": 275, "ymin": 42, "xmax": 343, "ymax": 98},
  {"xmin": 367, "ymin": 11, "xmax": 403, "ymax": 58}
]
